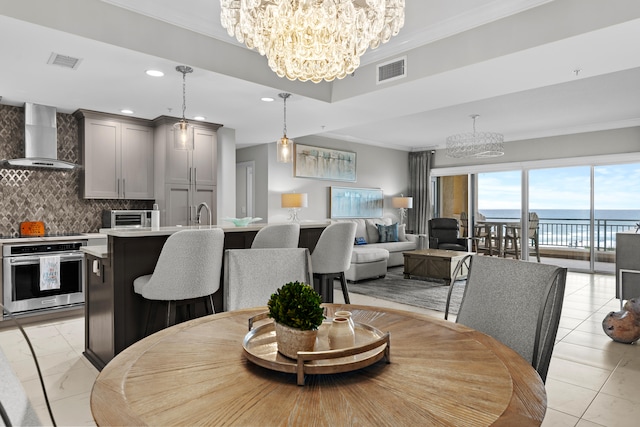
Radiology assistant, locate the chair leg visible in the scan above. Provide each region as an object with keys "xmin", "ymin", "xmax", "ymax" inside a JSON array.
[
  {"xmin": 145, "ymin": 300, "xmax": 156, "ymax": 337},
  {"xmin": 339, "ymin": 272, "xmax": 350, "ymax": 304},
  {"xmin": 207, "ymin": 295, "xmax": 215, "ymax": 314},
  {"xmin": 166, "ymin": 301, "xmax": 177, "ymax": 327}
]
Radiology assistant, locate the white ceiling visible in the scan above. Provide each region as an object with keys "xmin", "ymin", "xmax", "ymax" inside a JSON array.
[{"xmin": 1, "ymin": 0, "xmax": 640, "ymax": 152}]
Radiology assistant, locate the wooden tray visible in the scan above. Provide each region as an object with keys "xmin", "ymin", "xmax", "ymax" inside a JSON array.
[{"xmin": 243, "ymin": 314, "xmax": 390, "ymax": 385}]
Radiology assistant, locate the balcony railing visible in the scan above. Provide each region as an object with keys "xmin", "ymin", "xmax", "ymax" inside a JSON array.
[{"xmin": 486, "ymin": 217, "xmax": 637, "ymax": 252}]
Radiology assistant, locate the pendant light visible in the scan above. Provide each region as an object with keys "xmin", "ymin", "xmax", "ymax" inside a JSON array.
[
  {"xmin": 174, "ymin": 65, "xmax": 194, "ymax": 150},
  {"xmin": 277, "ymin": 93, "xmax": 293, "ymax": 163},
  {"xmin": 446, "ymin": 114, "xmax": 504, "ymax": 158}
]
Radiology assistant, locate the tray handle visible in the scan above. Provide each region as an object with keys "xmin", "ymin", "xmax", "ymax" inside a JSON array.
[
  {"xmin": 295, "ymin": 332, "xmax": 391, "ymax": 386},
  {"xmin": 248, "ymin": 312, "xmax": 270, "ymax": 331}
]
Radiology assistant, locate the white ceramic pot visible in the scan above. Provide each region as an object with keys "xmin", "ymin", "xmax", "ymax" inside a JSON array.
[
  {"xmin": 328, "ymin": 317, "xmax": 355, "ymax": 350},
  {"xmin": 274, "ymin": 322, "xmax": 318, "ymax": 359}
]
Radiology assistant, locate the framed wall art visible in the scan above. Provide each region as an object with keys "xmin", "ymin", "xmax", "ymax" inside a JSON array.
[
  {"xmin": 330, "ymin": 186, "xmax": 384, "ymax": 218},
  {"xmin": 294, "ymin": 143, "xmax": 356, "ymax": 182}
]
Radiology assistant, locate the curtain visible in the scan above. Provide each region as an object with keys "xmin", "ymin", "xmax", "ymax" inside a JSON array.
[{"xmin": 408, "ymin": 151, "xmax": 433, "ymax": 235}]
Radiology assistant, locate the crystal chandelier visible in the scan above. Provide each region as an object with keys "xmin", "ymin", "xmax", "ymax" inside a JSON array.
[
  {"xmin": 446, "ymin": 115, "xmax": 504, "ymax": 158},
  {"xmin": 219, "ymin": 0, "xmax": 405, "ymax": 83}
]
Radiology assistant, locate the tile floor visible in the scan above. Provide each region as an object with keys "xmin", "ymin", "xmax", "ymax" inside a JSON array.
[{"xmin": 0, "ymin": 271, "xmax": 638, "ymax": 426}]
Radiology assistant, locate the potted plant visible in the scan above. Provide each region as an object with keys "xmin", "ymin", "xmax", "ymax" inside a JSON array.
[{"xmin": 267, "ymin": 281, "xmax": 325, "ymax": 358}]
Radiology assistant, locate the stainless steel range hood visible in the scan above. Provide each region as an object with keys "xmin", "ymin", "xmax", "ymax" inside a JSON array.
[{"xmin": 3, "ymin": 103, "xmax": 79, "ymax": 170}]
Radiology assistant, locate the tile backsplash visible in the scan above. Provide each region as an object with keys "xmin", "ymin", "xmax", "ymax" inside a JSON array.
[{"xmin": 0, "ymin": 105, "xmax": 151, "ymax": 237}]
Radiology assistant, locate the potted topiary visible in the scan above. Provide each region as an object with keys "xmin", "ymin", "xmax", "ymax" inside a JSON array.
[{"xmin": 267, "ymin": 281, "xmax": 325, "ymax": 359}]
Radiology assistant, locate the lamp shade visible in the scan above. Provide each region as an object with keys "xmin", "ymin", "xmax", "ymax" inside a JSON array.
[
  {"xmin": 281, "ymin": 193, "xmax": 308, "ymax": 209},
  {"xmin": 392, "ymin": 196, "xmax": 413, "ymax": 209}
]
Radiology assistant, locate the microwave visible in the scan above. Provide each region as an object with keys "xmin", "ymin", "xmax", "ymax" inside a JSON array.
[{"xmin": 102, "ymin": 210, "xmax": 152, "ymax": 228}]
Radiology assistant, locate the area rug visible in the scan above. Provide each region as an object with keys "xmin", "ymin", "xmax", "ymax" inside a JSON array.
[{"xmin": 338, "ymin": 267, "xmax": 465, "ymax": 314}]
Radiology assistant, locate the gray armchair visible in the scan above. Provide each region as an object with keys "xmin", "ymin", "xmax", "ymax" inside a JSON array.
[{"xmin": 428, "ymin": 218, "xmax": 468, "ymax": 251}]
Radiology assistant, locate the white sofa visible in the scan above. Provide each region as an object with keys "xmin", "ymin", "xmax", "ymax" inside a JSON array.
[{"xmin": 331, "ymin": 218, "xmax": 424, "ymax": 282}]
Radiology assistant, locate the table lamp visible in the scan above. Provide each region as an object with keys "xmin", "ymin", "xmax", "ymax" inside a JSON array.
[
  {"xmin": 391, "ymin": 195, "xmax": 413, "ymax": 226},
  {"xmin": 281, "ymin": 193, "xmax": 308, "ymax": 223}
]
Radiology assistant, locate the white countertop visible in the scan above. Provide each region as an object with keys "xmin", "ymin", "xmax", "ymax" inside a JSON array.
[
  {"xmin": 0, "ymin": 233, "xmax": 107, "ymax": 245},
  {"xmin": 81, "ymin": 245, "xmax": 109, "ymax": 258},
  {"xmin": 98, "ymin": 222, "xmax": 330, "ymax": 238}
]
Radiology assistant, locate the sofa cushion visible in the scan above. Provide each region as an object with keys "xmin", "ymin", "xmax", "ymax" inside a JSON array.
[
  {"xmin": 351, "ymin": 247, "xmax": 389, "ymax": 264},
  {"xmin": 398, "ymin": 224, "xmax": 406, "ymax": 241},
  {"xmin": 372, "ymin": 240, "xmax": 417, "ymax": 253},
  {"xmin": 377, "ymin": 223, "xmax": 399, "ymax": 243},
  {"xmin": 365, "ymin": 218, "xmax": 391, "ymax": 243}
]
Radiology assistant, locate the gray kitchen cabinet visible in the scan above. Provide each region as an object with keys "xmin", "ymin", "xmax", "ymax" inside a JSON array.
[
  {"xmin": 76, "ymin": 110, "xmax": 154, "ymax": 200},
  {"xmin": 153, "ymin": 116, "xmax": 221, "ymax": 225}
]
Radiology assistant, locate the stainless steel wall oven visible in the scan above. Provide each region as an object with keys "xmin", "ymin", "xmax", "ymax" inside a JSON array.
[{"xmin": 2, "ymin": 240, "xmax": 86, "ymax": 318}]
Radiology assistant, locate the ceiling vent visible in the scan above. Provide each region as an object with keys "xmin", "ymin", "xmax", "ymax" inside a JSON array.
[
  {"xmin": 377, "ymin": 56, "xmax": 406, "ymax": 84},
  {"xmin": 47, "ymin": 52, "xmax": 82, "ymax": 70}
]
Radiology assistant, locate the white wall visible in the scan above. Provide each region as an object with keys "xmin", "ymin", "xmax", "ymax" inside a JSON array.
[
  {"xmin": 237, "ymin": 135, "xmax": 411, "ymax": 223},
  {"xmin": 216, "ymin": 127, "xmax": 236, "ymax": 224}
]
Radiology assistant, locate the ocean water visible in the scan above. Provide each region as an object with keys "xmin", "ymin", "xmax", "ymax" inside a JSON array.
[{"xmin": 477, "ymin": 209, "xmax": 640, "ymax": 249}]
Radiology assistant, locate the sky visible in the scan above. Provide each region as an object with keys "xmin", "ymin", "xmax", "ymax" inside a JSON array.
[{"xmin": 478, "ymin": 163, "xmax": 640, "ymax": 211}]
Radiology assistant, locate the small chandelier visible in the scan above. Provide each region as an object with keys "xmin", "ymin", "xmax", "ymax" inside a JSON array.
[
  {"xmin": 219, "ymin": 1, "xmax": 405, "ymax": 83},
  {"xmin": 174, "ymin": 65, "xmax": 194, "ymax": 150},
  {"xmin": 446, "ymin": 114, "xmax": 504, "ymax": 158},
  {"xmin": 277, "ymin": 93, "xmax": 293, "ymax": 163}
]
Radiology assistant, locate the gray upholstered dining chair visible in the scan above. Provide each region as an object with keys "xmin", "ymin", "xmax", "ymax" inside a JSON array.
[
  {"xmin": 251, "ymin": 223, "xmax": 300, "ymax": 248},
  {"xmin": 311, "ymin": 222, "xmax": 357, "ymax": 304},
  {"xmin": 133, "ymin": 228, "xmax": 225, "ymax": 335},
  {"xmin": 223, "ymin": 247, "xmax": 313, "ymax": 311},
  {"xmin": 445, "ymin": 254, "xmax": 566, "ymax": 383}
]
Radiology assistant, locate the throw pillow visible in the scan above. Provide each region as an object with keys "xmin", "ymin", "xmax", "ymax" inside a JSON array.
[
  {"xmin": 398, "ymin": 224, "xmax": 407, "ymax": 241},
  {"xmin": 377, "ymin": 223, "xmax": 399, "ymax": 243}
]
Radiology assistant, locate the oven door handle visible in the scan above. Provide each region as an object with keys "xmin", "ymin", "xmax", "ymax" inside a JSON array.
[{"xmin": 6, "ymin": 252, "xmax": 85, "ymax": 265}]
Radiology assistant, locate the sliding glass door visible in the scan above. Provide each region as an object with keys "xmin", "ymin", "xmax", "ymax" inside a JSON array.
[
  {"xmin": 594, "ymin": 163, "xmax": 640, "ymax": 273},
  {"xmin": 529, "ymin": 166, "xmax": 591, "ymax": 269}
]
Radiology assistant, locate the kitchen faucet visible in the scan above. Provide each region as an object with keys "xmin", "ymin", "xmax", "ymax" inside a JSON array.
[{"xmin": 196, "ymin": 202, "xmax": 212, "ymax": 226}]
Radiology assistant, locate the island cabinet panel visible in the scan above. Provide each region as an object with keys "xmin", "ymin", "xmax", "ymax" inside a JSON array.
[
  {"xmin": 84, "ymin": 253, "xmax": 114, "ymax": 370},
  {"xmin": 76, "ymin": 110, "xmax": 154, "ymax": 200},
  {"xmin": 84, "ymin": 225, "xmax": 327, "ymax": 370}
]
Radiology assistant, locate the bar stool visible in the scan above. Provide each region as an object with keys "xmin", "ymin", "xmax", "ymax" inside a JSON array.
[
  {"xmin": 311, "ymin": 222, "xmax": 357, "ymax": 303},
  {"xmin": 251, "ymin": 223, "xmax": 300, "ymax": 248},
  {"xmin": 133, "ymin": 228, "xmax": 225, "ymax": 335}
]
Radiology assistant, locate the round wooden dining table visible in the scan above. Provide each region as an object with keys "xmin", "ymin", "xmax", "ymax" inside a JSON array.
[{"xmin": 90, "ymin": 305, "xmax": 546, "ymax": 426}]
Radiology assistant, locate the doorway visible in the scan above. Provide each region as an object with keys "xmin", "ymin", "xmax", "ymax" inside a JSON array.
[{"xmin": 236, "ymin": 161, "xmax": 255, "ymax": 218}]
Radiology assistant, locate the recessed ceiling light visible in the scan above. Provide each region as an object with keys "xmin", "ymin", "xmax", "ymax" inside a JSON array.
[
  {"xmin": 261, "ymin": 97, "xmax": 275, "ymax": 102},
  {"xmin": 146, "ymin": 69, "xmax": 164, "ymax": 77},
  {"xmin": 120, "ymin": 109, "xmax": 134, "ymax": 114},
  {"xmin": 194, "ymin": 116, "xmax": 206, "ymax": 121}
]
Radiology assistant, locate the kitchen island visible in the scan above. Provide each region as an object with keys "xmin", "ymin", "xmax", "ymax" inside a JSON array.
[{"xmin": 83, "ymin": 222, "xmax": 328, "ymax": 370}]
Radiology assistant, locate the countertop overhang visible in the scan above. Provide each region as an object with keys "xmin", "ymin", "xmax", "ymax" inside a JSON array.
[{"xmin": 98, "ymin": 222, "xmax": 330, "ymax": 238}]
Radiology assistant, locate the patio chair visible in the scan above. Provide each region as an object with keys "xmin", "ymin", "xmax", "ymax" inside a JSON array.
[
  {"xmin": 445, "ymin": 255, "xmax": 567, "ymax": 382},
  {"xmin": 503, "ymin": 212, "xmax": 541, "ymax": 262}
]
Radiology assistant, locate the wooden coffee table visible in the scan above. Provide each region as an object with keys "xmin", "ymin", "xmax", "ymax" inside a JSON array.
[{"xmin": 403, "ymin": 249, "xmax": 472, "ymax": 285}]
